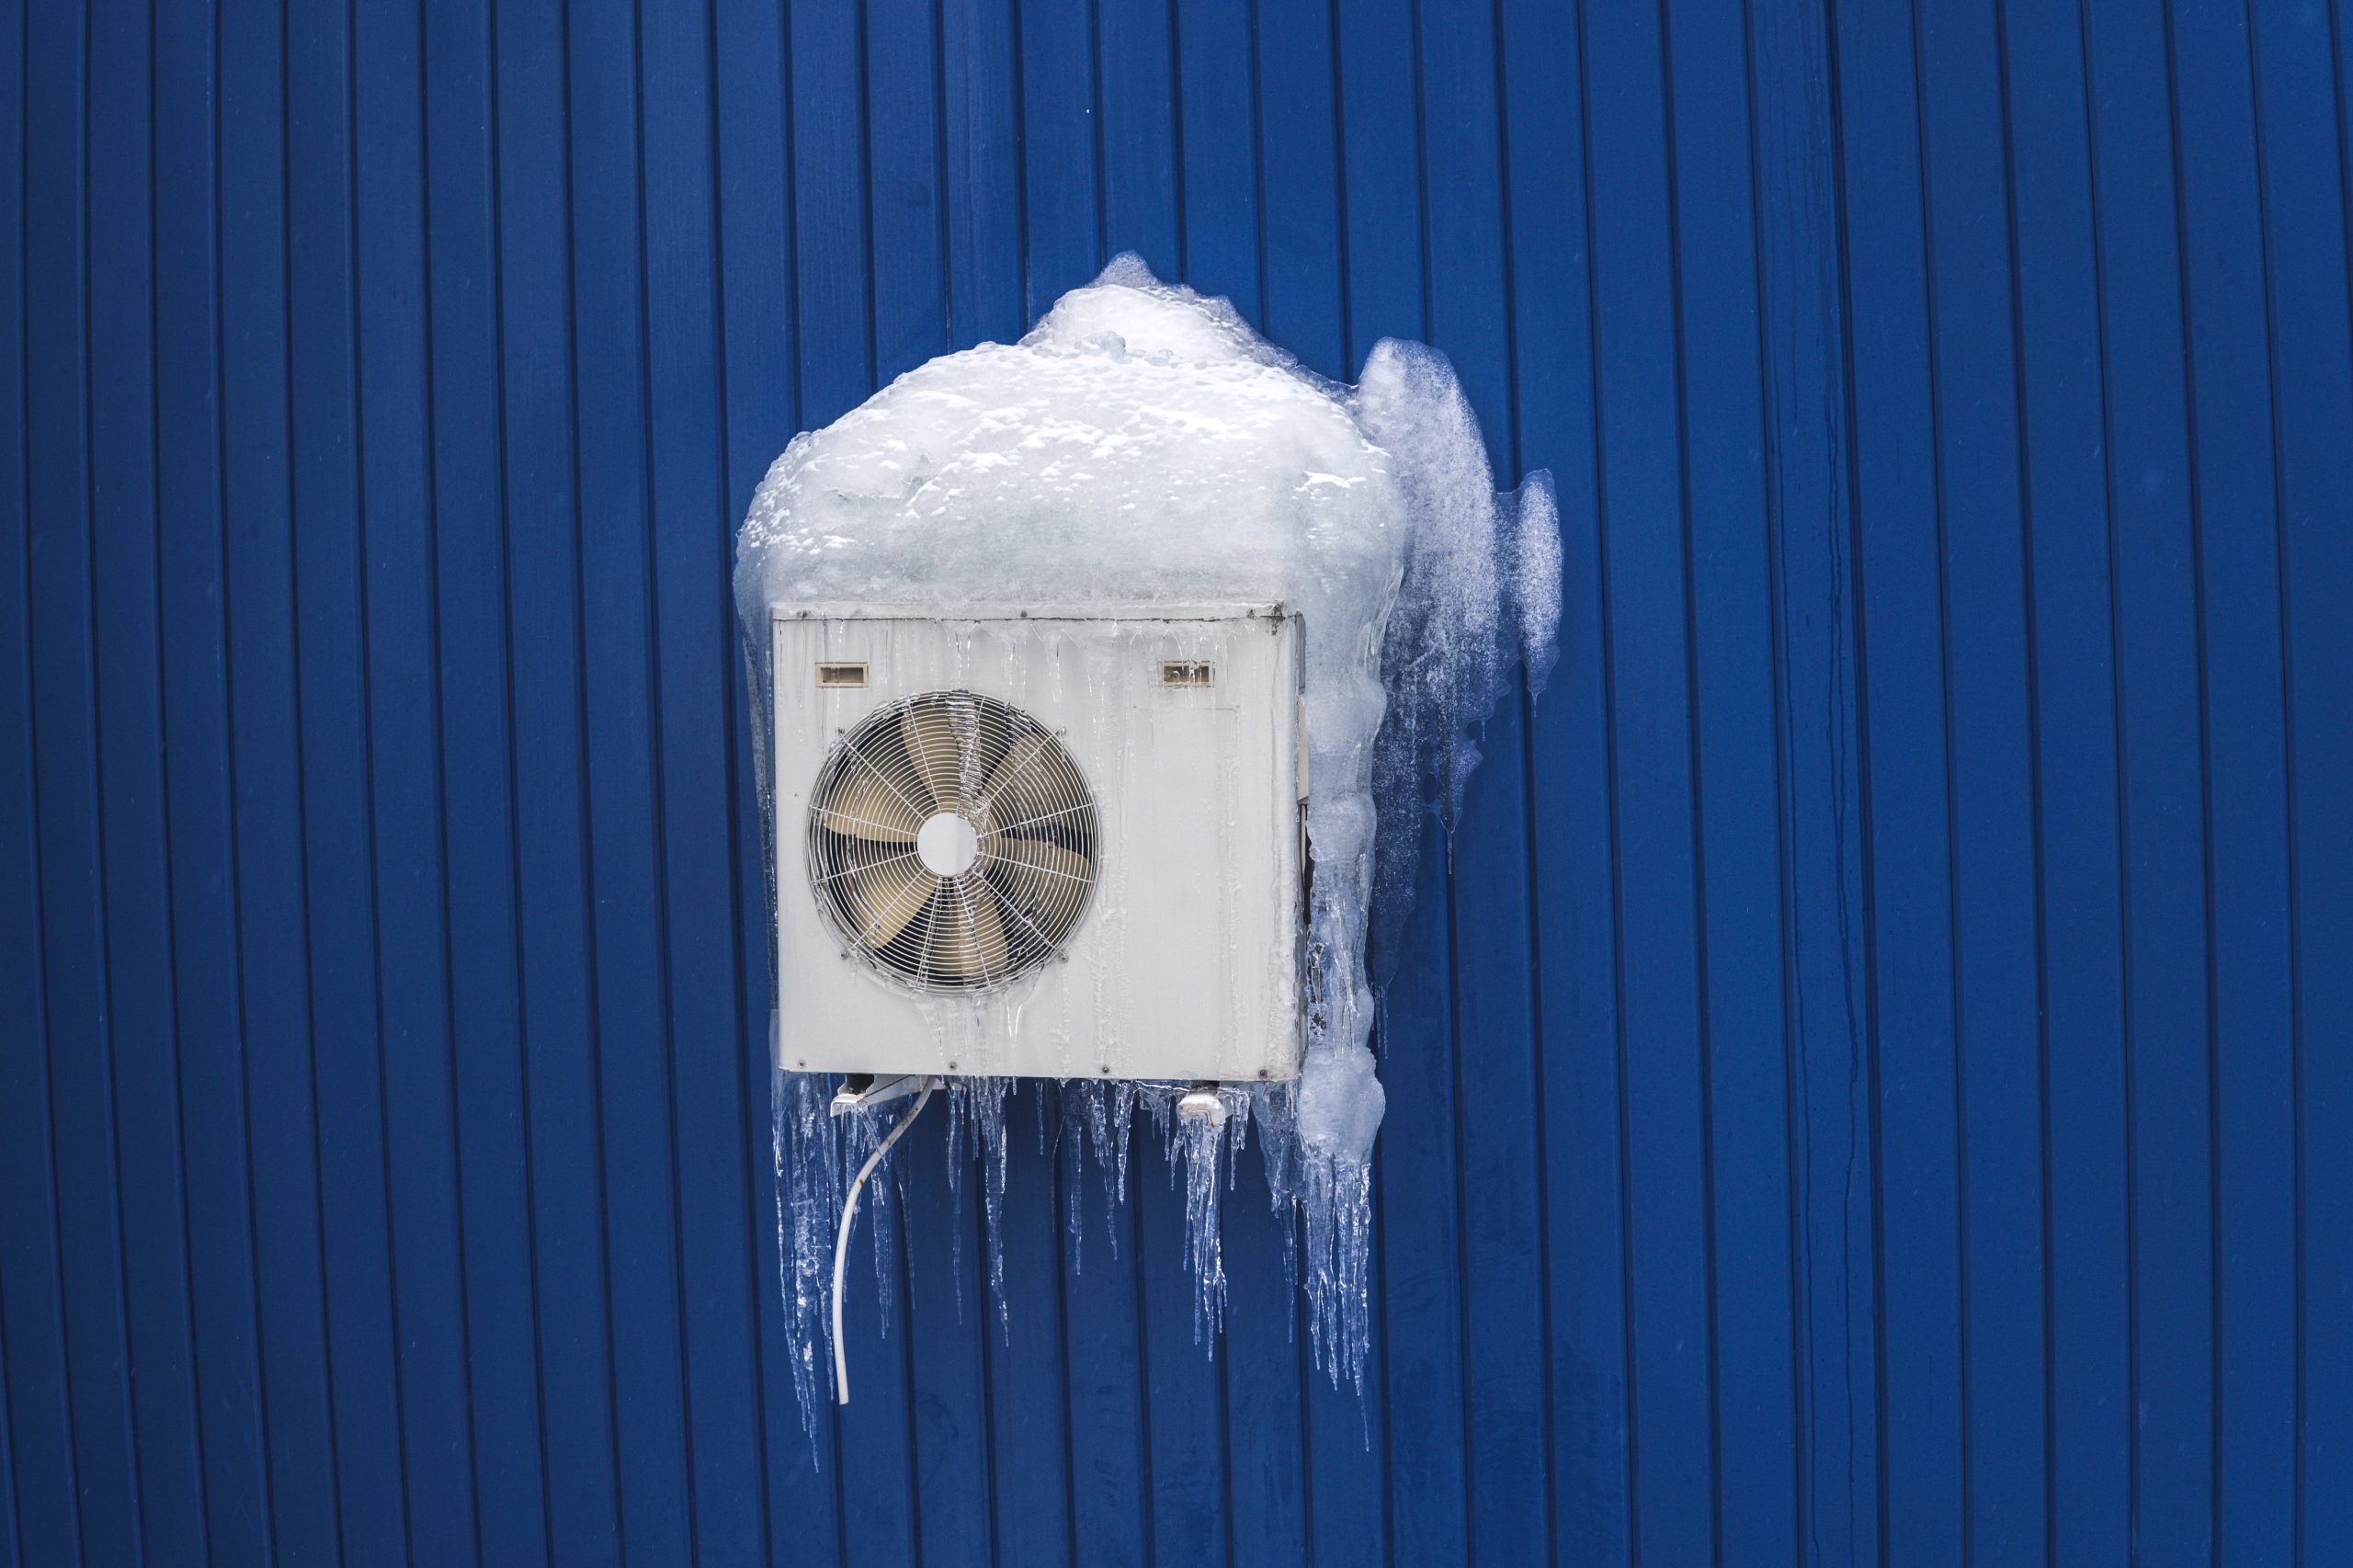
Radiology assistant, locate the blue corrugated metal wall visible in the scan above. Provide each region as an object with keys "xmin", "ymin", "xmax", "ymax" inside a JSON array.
[{"xmin": 5, "ymin": 0, "xmax": 2349, "ymax": 1562}]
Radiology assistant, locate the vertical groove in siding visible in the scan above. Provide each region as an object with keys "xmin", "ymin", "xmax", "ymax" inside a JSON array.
[
  {"xmin": 2244, "ymin": 9, "xmax": 2299, "ymax": 1552},
  {"xmin": 0, "ymin": 1289, "xmax": 17, "ymax": 1564},
  {"xmin": 2303, "ymin": 0, "xmax": 2352, "ymax": 1515},
  {"xmin": 1245, "ymin": 0, "xmax": 1265, "ymax": 323},
  {"xmin": 1653, "ymin": 0, "xmax": 1726, "ymax": 1554},
  {"xmin": 565, "ymin": 0, "xmax": 629, "ymax": 1545},
  {"xmin": 1984, "ymin": 0, "xmax": 2063, "ymax": 1551},
  {"xmin": 416, "ymin": 0, "xmax": 491, "ymax": 1545},
  {"xmin": 2075, "ymin": 1, "xmax": 2143, "ymax": 1553},
  {"xmin": 78, "ymin": 0, "xmax": 147, "ymax": 1535},
  {"xmin": 147, "ymin": 0, "xmax": 210, "ymax": 1514},
  {"xmin": 426, "ymin": 0, "xmax": 511, "ymax": 1537},
  {"xmin": 1726, "ymin": 2, "xmax": 1806, "ymax": 1562},
  {"xmin": 207, "ymin": 0, "xmax": 282, "ymax": 1549},
  {"xmin": 1566, "ymin": 1, "xmax": 1644, "ymax": 1562},
  {"xmin": 2239, "ymin": 7, "xmax": 2307, "ymax": 1558},
  {"xmin": 145, "ymin": 0, "xmax": 213, "ymax": 1537},
  {"xmin": 1908, "ymin": 2, "xmax": 1972, "ymax": 1557},
  {"xmin": 623, "ymin": 0, "xmax": 696, "ymax": 1544},
  {"xmin": 1085, "ymin": 0, "xmax": 1107, "ymax": 270},
  {"xmin": 1162, "ymin": 0, "xmax": 1183, "ymax": 275},
  {"xmin": 1486, "ymin": 0, "xmax": 1568, "ymax": 1558},
  {"xmin": 2154, "ymin": 2, "xmax": 2224, "ymax": 1550},
  {"xmin": 1817, "ymin": 2, "xmax": 1893, "ymax": 1558},
  {"xmin": 339, "ymin": 0, "xmax": 399, "ymax": 1537},
  {"xmin": 82, "ymin": 0, "xmax": 155, "ymax": 1547},
  {"xmin": 3, "ymin": 6, "xmax": 81, "ymax": 1559},
  {"xmin": 346, "ymin": 0, "xmax": 404, "ymax": 1529},
  {"xmin": 1005, "ymin": 0, "xmax": 1030, "ymax": 322},
  {"xmin": 138, "ymin": 13, "xmax": 192, "ymax": 1522},
  {"xmin": 0, "ymin": 3, "xmax": 24, "ymax": 1553},
  {"xmin": 482, "ymin": 0, "xmax": 561, "ymax": 1551}
]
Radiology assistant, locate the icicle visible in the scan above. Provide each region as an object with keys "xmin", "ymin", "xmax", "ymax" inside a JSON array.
[
  {"xmin": 1299, "ymin": 1150, "xmax": 1376, "ymax": 1392},
  {"xmin": 774, "ymin": 1067, "xmax": 841, "ymax": 1453},
  {"xmin": 966, "ymin": 1075, "xmax": 1014, "ymax": 1329},
  {"xmin": 1170, "ymin": 1104, "xmax": 1230, "ymax": 1343}
]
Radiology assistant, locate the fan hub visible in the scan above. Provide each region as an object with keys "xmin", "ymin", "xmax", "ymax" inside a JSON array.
[{"xmin": 915, "ymin": 812, "xmax": 981, "ymax": 878}]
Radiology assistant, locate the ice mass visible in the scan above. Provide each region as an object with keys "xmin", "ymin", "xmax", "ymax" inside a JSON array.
[{"xmin": 736, "ymin": 256, "xmax": 1562, "ymax": 1448}]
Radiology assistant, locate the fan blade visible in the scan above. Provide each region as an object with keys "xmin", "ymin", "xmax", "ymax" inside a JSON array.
[
  {"xmin": 838, "ymin": 720, "xmax": 928, "ymax": 814},
  {"xmin": 976, "ymin": 731, "xmax": 1056, "ymax": 819},
  {"xmin": 818, "ymin": 767, "xmax": 921, "ymax": 843},
  {"xmin": 901, "ymin": 702, "xmax": 964, "ymax": 812},
  {"xmin": 983, "ymin": 836, "xmax": 1093, "ymax": 908},
  {"xmin": 845, "ymin": 861, "xmax": 934, "ymax": 947},
  {"xmin": 934, "ymin": 879, "xmax": 1009, "ymax": 983}
]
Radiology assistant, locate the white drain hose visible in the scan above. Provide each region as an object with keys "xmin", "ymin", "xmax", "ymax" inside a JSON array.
[{"xmin": 831, "ymin": 1083, "xmax": 934, "ymax": 1405}]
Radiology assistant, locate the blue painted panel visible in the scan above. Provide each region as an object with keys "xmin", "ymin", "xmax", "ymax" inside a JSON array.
[{"xmin": 4, "ymin": 1, "xmax": 2347, "ymax": 1563}]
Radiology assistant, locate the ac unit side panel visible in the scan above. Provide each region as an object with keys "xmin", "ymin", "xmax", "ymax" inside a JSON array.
[{"xmin": 769, "ymin": 608, "xmax": 1301, "ymax": 1084}]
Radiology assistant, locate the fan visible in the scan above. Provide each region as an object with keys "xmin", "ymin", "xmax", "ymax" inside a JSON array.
[{"xmin": 805, "ymin": 690, "xmax": 1099, "ymax": 991}]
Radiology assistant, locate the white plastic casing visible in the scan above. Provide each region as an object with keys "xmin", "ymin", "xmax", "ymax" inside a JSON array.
[{"xmin": 770, "ymin": 604, "xmax": 1305, "ymax": 1084}]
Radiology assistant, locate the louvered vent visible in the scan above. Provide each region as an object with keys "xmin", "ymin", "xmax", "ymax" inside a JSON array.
[{"xmin": 804, "ymin": 691, "xmax": 1098, "ymax": 991}]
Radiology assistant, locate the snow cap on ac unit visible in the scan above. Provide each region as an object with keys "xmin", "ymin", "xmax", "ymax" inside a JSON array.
[{"xmin": 738, "ymin": 259, "xmax": 1423, "ymax": 1135}]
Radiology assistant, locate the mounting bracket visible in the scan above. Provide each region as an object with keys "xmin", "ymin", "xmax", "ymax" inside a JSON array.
[{"xmin": 831, "ymin": 1073, "xmax": 936, "ymax": 1116}]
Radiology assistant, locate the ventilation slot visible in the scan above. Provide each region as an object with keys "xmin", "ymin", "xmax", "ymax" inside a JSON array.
[
  {"xmin": 815, "ymin": 662, "xmax": 868, "ymax": 688},
  {"xmin": 1159, "ymin": 660, "xmax": 1214, "ymax": 687}
]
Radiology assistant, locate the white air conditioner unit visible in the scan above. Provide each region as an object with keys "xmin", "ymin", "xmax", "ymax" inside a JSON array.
[{"xmin": 769, "ymin": 603, "xmax": 1307, "ymax": 1086}]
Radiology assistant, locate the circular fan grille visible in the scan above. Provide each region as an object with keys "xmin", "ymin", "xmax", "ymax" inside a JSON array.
[{"xmin": 805, "ymin": 690, "xmax": 1099, "ymax": 993}]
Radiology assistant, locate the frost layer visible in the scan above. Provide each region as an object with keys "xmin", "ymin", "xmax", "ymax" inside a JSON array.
[{"xmin": 739, "ymin": 257, "xmax": 1558, "ymax": 1440}]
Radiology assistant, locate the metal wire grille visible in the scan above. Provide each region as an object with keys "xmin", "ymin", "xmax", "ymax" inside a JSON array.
[{"xmin": 804, "ymin": 690, "xmax": 1098, "ymax": 992}]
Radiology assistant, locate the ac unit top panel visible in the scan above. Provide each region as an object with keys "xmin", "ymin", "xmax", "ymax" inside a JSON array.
[
  {"xmin": 769, "ymin": 600, "xmax": 1295, "ymax": 629},
  {"xmin": 770, "ymin": 603, "xmax": 1304, "ymax": 1085}
]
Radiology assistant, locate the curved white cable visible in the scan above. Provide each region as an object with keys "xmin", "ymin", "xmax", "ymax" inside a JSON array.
[{"xmin": 831, "ymin": 1082, "xmax": 935, "ymax": 1405}]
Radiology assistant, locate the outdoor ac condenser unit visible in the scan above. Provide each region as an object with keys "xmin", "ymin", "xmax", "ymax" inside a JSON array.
[{"xmin": 769, "ymin": 603, "xmax": 1306, "ymax": 1086}]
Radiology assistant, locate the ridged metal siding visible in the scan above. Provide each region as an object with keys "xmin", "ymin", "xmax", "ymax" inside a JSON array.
[{"xmin": 4, "ymin": 0, "xmax": 2348, "ymax": 1562}]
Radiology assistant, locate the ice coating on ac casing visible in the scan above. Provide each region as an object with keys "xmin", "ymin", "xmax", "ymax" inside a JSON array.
[{"xmin": 739, "ymin": 257, "xmax": 1559, "ymax": 1437}]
